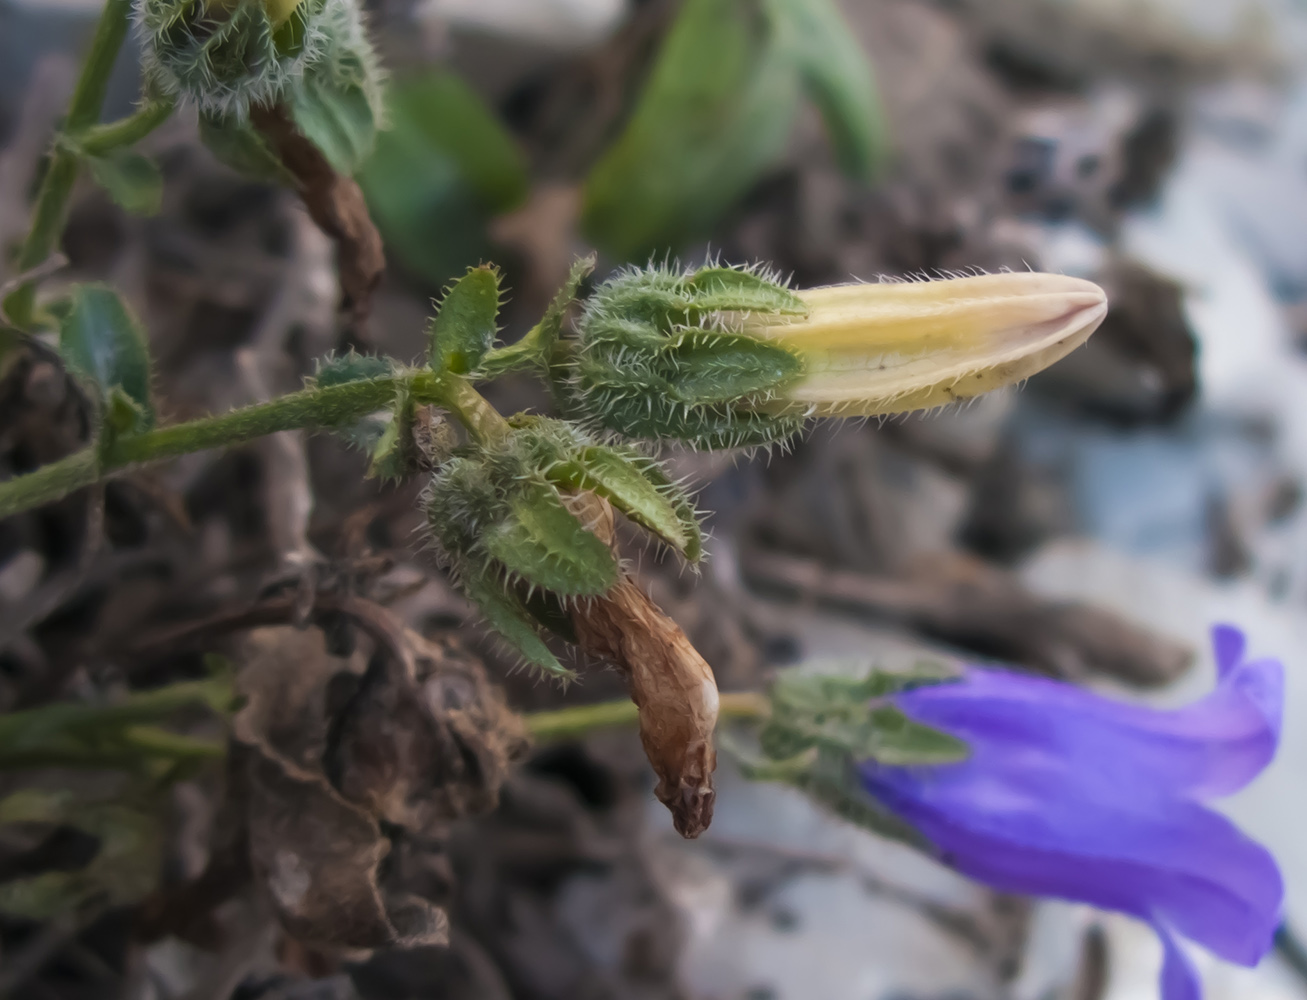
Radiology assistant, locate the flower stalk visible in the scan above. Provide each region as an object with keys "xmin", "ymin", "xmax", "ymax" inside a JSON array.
[
  {"xmin": 3, "ymin": 0, "xmax": 135, "ymax": 327},
  {"xmin": 0, "ymin": 368, "xmax": 502, "ymax": 519}
]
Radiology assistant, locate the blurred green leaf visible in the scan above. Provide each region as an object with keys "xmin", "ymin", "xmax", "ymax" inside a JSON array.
[
  {"xmin": 0, "ymin": 792, "xmax": 161, "ymax": 919},
  {"xmin": 429, "ymin": 265, "xmax": 502, "ymax": 374},
  {"xmin": 484, "ymin": 483, "xmax": 618, "ymax": 597},
  {"xmin": 764, "ymin": 0, "xmax": 888, "ymax": 180},
  {"xmin": 199, "ymin": 111, "xmax": 295, "ymax": 184},
  {"xmin": 85, "ymin": 150, "xmax": 163, "ymax": 216},
  {"xmin": 58, "ymin": 284, "xmax": 154, "ymax": 433},
  {"xmin": 358, "ymin": 72, "xmax": 529, "ymax": 287},
  {"xmin": 582, "ymin": 0, "xmax": 802, "ymax": 261}
]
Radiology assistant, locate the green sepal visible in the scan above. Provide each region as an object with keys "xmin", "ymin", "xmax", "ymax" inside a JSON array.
[
  {"xmin": 550, "ymin": 445, "xmax": 701, "ymax": 561},
  {"xmin": 58, "ymin": 284, "xmax": 155, "ymax": 432},
  {"xmin": 666, "ymin": 328, "xmax": 803, "ymax": 405},
  {"xmin": 519, "ymin": 587, "xmax": 579, "ymax": 645},
  {"xmin": 198, "ymin": 112, "xmax": 295, "ymax": 185},
  {"xmin": 85, "ymin": 150, "xmax": 163, "ymax": 216},
  {"xmin": 428, "ymin": 265, "xmax": 502, "ymax": 375},
  {"xmin": 484, "ymin": 482, "xmax": 618, "ymax": 597},
  {"xmin": 762, "ymin": 667, "xmax": 968, "ymax": 766},
  {"xmin": 460, "ymin": 570, "xmax": 574, "ymax": 681},
  {"xmin": 686, "ymin": 266, "xmax": 808, "ymax": 314}
]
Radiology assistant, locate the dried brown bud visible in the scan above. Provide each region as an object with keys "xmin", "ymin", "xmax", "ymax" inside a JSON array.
[{"xmin": 566, "ymin": 494, "xmax": 719, "ymax": 838}]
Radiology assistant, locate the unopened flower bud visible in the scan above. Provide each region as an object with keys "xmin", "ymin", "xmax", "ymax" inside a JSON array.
[
  {"xmin": 745, "ymin": 272, "xmax": 1108, "ymax": 416},
  {"xmin": 138, "ymin": 0, "xmax": 383, "ymax": 124},
  {"xmin": 568, "ymin": 264, "xmax": 1106, "ymax": 449}
]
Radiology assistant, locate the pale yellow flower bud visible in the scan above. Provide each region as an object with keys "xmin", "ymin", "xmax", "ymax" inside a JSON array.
[
  {"xmin": 743, "ymin": 272, "xmax": 1108, "ymax": 417},
  {"xmin": 203, "ymin": 0, "xmax": 305, "ymax": 28}
]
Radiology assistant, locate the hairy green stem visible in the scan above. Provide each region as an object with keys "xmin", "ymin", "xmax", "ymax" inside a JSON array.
[
  {"xmin": 527, "ymin": 691, "xmax": 770, "ymax": 741},
  {"xmin": 76, "ymin": 96, "xmax": 178, "ymax": 157},
  {"xmin": 0, "ymin": 368, "xmax": 517, "ymax": 519},
  {"xmin": 4, "ymin": 0, "xmax": 134, "ymax": 327}
]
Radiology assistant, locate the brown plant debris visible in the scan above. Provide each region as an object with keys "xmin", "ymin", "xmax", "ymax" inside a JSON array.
[
  {"xmin": 566, "ymin": 493, "xmax": 720, "ymax": 839},
  {"xmin": 251, "ymin": 104, "xmax": 385, "ymax": 328}
]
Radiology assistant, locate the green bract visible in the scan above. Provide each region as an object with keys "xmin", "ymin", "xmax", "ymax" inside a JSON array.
[
  {"xmin": 565, "ymin": 262, "xmax": 810, "ymax": 449},
  {"xmin": 423, "ymin": 417, "xmax": 702, "ymax": 678}
]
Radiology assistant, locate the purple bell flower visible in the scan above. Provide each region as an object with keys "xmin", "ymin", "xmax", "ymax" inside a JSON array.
[{"xmin": 859, "ymin": 625, "xmax": 1284, "ymax": 1000}]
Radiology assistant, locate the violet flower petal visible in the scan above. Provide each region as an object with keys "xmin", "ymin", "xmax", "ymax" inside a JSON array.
[
  {"xmin": 890, "ymin": 630, "xmax": 1281, "ymax": 800},
  {"xmin": 857, "ymin": 625, "xmax": 1285, "ymax": 1000}
]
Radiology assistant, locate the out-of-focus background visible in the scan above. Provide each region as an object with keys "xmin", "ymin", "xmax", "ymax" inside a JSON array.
[{"xmin": 4, "ymin": 0, "xmax": 1307, "ymax": 998}]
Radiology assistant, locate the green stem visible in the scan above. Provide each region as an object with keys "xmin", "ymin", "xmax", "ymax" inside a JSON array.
[
  {"xmin": 0, "ymin": 368, "xmax": 520, "ymax": 519},
  {"xmin": 3, "ymin": 0, "xmax": 134, "ymax": 328},
  {"xmin": 75, "ymin": 96, "xmax": 178, "ymax": 157},
  {"xmin": 527, "ymin": 691, "xmax": 769, "ymax": 741}
]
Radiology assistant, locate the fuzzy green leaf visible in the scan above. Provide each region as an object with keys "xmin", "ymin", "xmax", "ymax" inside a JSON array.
[
  {"xmin": 484, "ymin": 483, "xmax": 617, "ymax": 596},
  {"xmin": 429, "ymin": 266, "xmax": 502, "ymax": 374},
  {"xmin": 313, "ymin": 352, "xmax": 393, "ymax": 387},
  {"xmin": 86, "ymin": 151, "xmax": 163, "ymax": 216},
  {"xmin": 365, "ymin": 384, "xmax": 413, "ymax": 481},
  {"xmin": 58, "ymin": 284, "xmax": 154, "ymax": 432},
  {"xmin": 461, "ymin": 571, "xmax": 573, "ymax": 680},
  {"xmin": 764, "ymin": 0, "xmax": 888, "ymax": 182},
  {"xmin": 666, "ymin": 329, "xmax": 803, "ymax": 405},
  {"xmin": 581, "ymin": 0, "xmax": 802, "ymax": 260},
  {"xmin": 482, "ymin": 255, "xmax": 596, "ymax": 377}
]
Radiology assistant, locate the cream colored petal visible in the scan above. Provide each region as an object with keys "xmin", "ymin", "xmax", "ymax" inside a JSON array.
[{"xmin": 744, "ymin": 272, "xmax": 1107, "ymax": 416}]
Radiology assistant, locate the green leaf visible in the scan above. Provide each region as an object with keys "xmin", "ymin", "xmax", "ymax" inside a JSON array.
[
  {"xmin": 358, "ymin": 72, "xmax": 529, "ymax": 287},
  {"xmin": 581, "ymin": 0, "xmax": 802, "ymax": 261},
  {"xmin": 0, "ymin": 792, "xmax": 161, "ymax": 919},
  {"xmin": 429, "ymin": 265, "xmax": 502, "ymax": 374},
  {"xmin": 461, "ymin": 570, "xmax": 573, "ymax": 680},
  {"xmin": 484, "ymin": 483, "xmax": 618, "ymax": 597},
  {"xmin": 482, "ymin": 255, "xmax": 597, "ymax": 377},
  {"xmin": 85, "ymin": 151, "xmax": 163, "ymax": 216},
  {"xmin": 764, "ymin": 0, "xmax": 888, "ymax": 181},
  {"xmin": 366, "ymin": 384, "xmax": 413, "ymax": 481},
  {"xmin": 313, "ymin": 351, "xmax": 393, "ymax": 387},
  {"xmin": 58, "ymin": 284, "xmax": 154, "ymax": 431},
  {"xmin": 198, "ymin": 112, "xmax": 295, "ymax": 184},
  {"xmin": 289, "ymin": 73, "xmax": 380, "ymax": 176},
  {"xmin": 665, "ymin": 328, "xmax": 803, "ymax": 405},
  {"xmin": 551, "ymin": 445, "xmax": 701, "ymax": 560}
]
